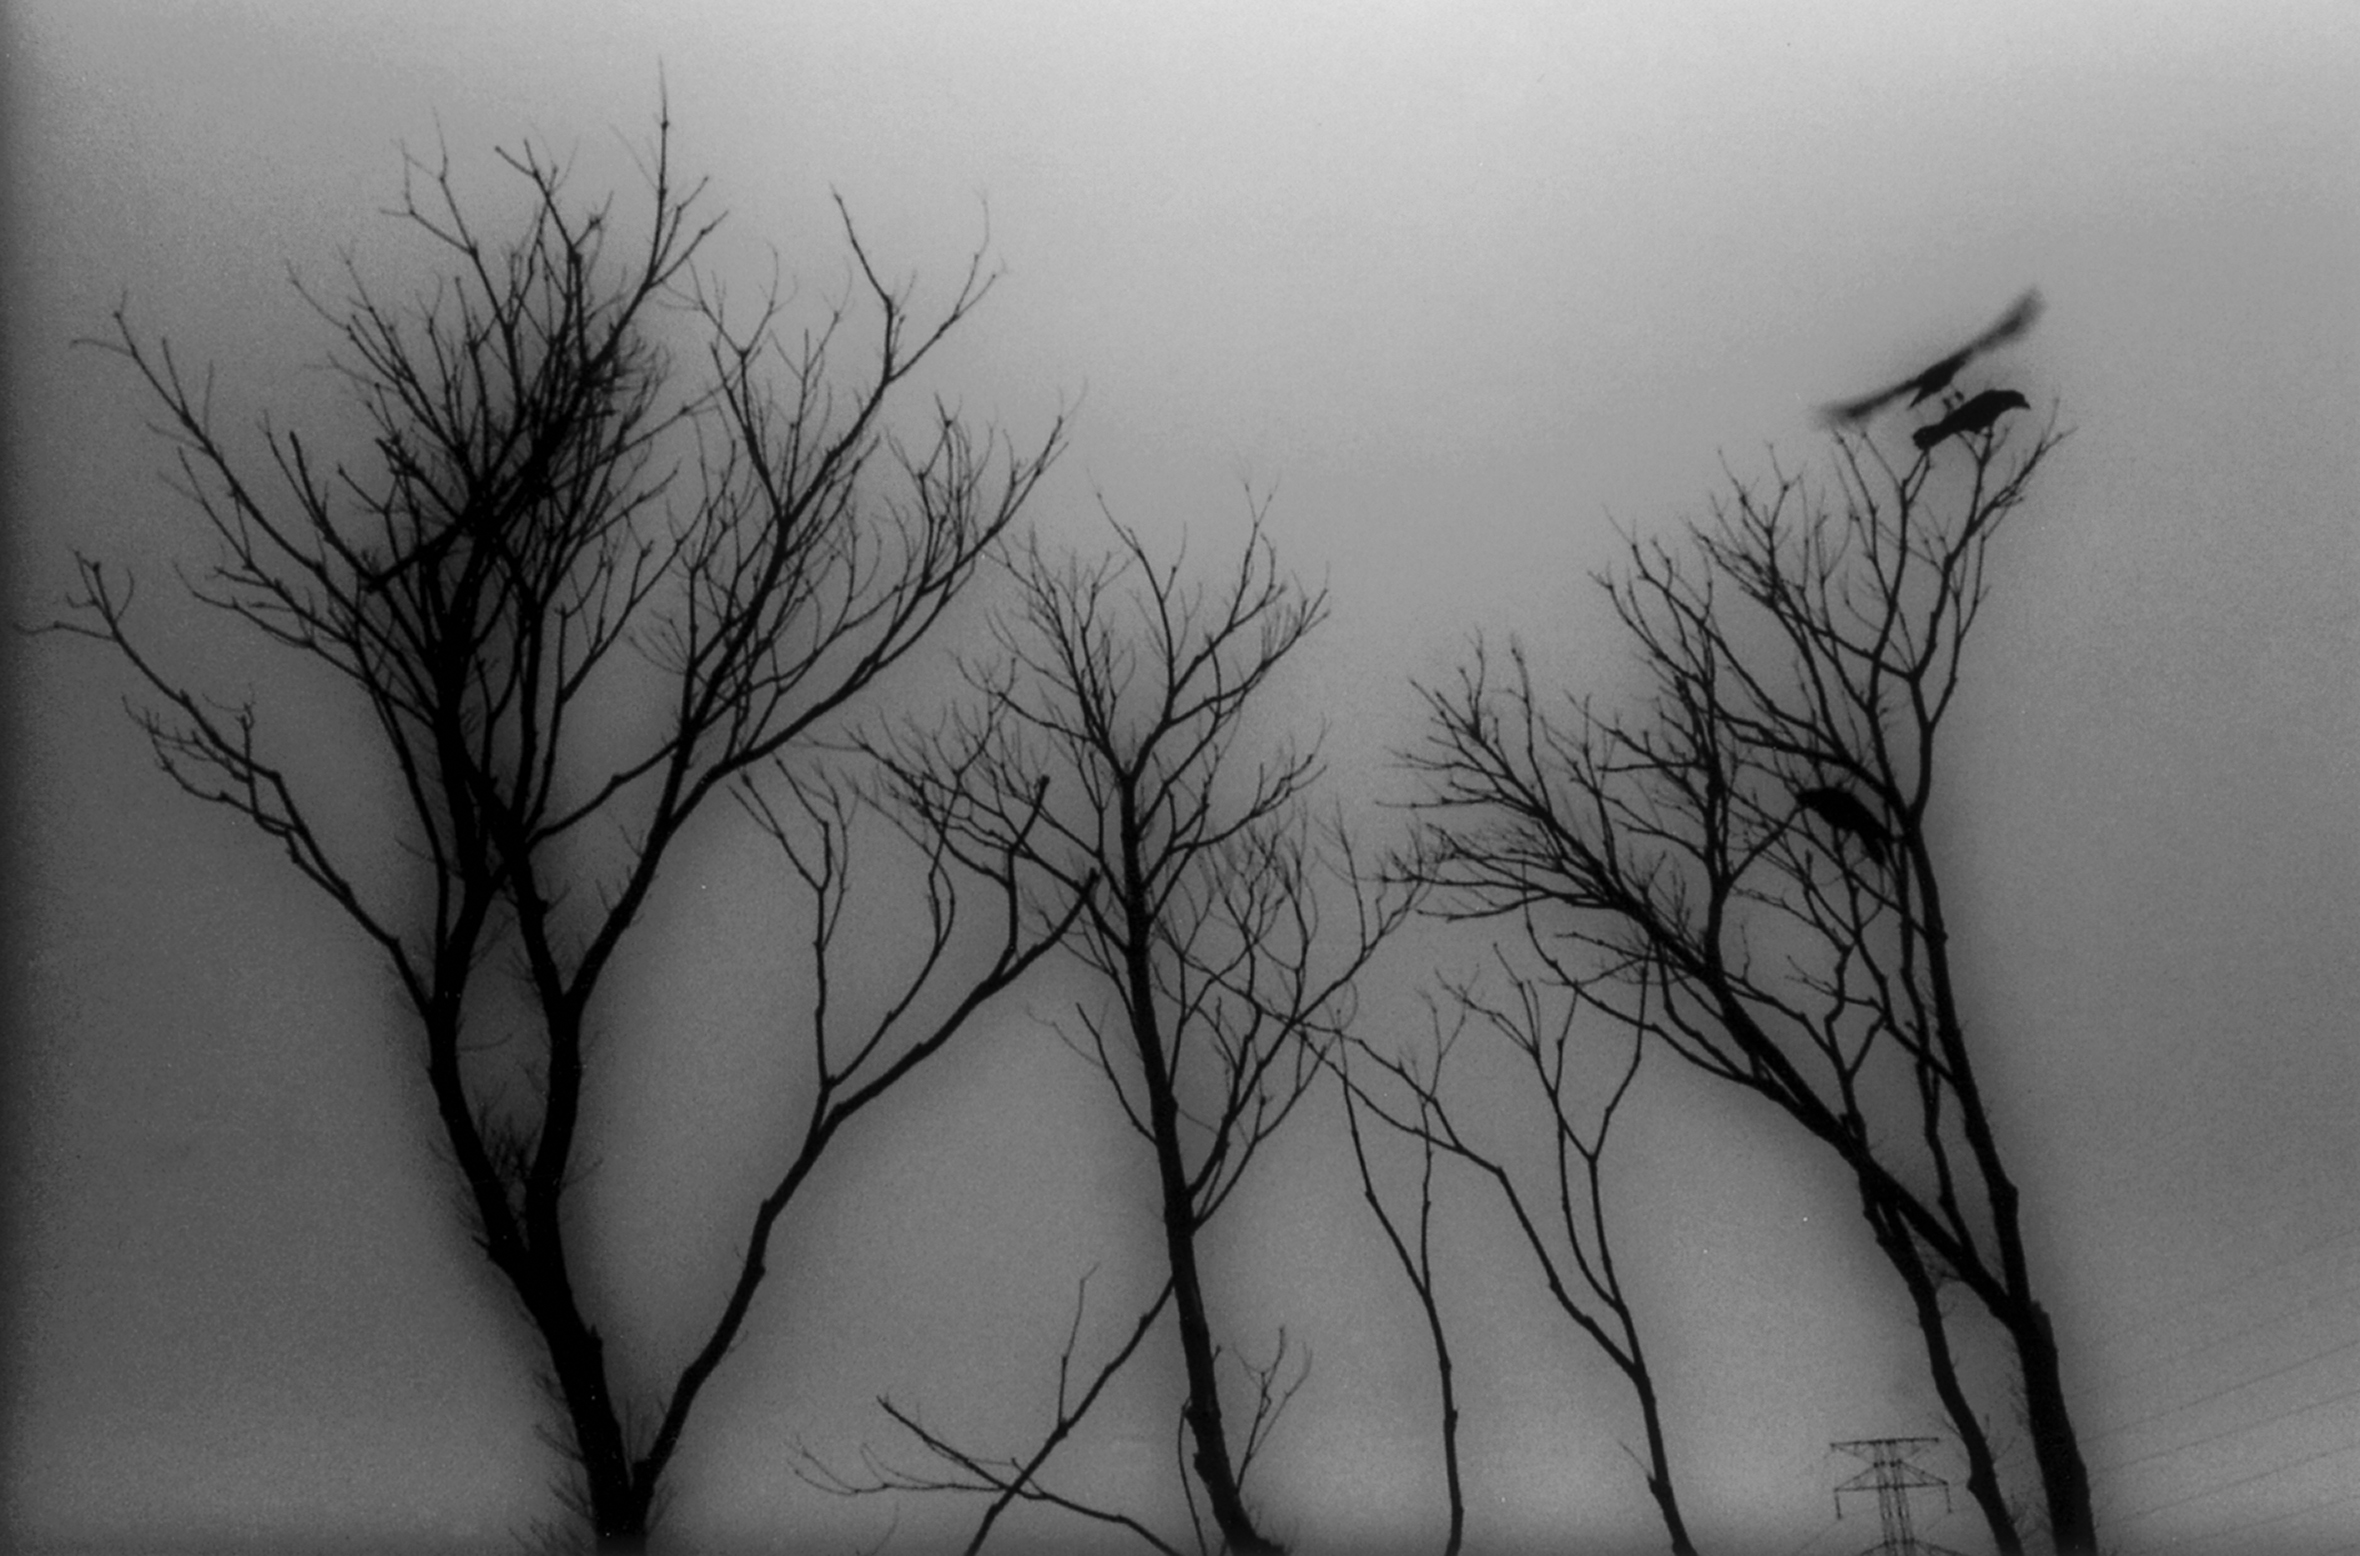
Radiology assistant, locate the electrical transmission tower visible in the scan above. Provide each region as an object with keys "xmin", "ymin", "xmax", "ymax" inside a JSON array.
[{"xmin": 1830, "ymin": 1437, "xmax": 1967, "ymax": 1556}]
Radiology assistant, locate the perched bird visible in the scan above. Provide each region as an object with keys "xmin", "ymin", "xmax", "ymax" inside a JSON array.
[
  {"xmin": 1793, "ymin": 784, "xmax": 1890, "ymax": 866},
  {"xmin": 1819, "ymin": 288, "xmax": 2044, "ymax": 427},
  {"xmin": 1911, "ymin": 388, "xmax": 2030, "ymax": 451}
]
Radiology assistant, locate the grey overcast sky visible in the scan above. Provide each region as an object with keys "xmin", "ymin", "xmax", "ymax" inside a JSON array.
[{"xmin": 6, "ymin": 2, "xmax": 2358, "ymax": 1552}]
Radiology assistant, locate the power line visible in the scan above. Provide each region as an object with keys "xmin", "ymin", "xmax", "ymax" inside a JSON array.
[
  {"xmin": 2087, "ymin": 1330, "xmax": 2360, "ymax": 1445},
  {"xmin": 1778, "ymin": 1442, "xmax": 1846, "ymax": 1556},
  {"xmin": 2110, "ymin": 1262, "xmax": 2360, "ymax": 1377},
  {"xmin": 2106, "ymin": 1217, "xmax": 2360, "ymax": 1350},
  {"xmin": 2139, "ymin": 1480, "xmax": 2360, "ymax": 1552},
  {"xmin": 2115, "ymin": 1434, "xmax": 2360, "ymax": 1527},
  {"xmin": 1778, "ymin": 1510, "xmax": 1846, "ymax": 1556},
  {"xmin": 2097, "ymin": 1371, "xmax": 2360, "ymax": 1475}
]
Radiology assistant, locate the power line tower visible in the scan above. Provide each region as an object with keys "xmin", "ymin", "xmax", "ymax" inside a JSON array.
[{"xmin": 1830, "ymin": 1437, "xmax": 1967, "ymax": 1556}]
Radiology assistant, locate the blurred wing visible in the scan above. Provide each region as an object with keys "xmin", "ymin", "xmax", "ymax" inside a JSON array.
[
  {"xmin": 1819, "ymin": 378, "xmax": 1911, "ymax": 427},
  {"xmin": 1901, "ymin": 347, "xmax": 1973, "ymax": 407},
  {"xmin": 1966, "ymin": 287, "xmax": 2044, "ymax": 356},
  {"xmin": 1823, "ymin": 287, "xmax": 2041, "ymax": 427}
]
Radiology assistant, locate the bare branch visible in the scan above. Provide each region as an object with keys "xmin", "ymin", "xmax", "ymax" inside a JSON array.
[
  {"xmin": 44, "ymin": 106, "xmax": 1062, "ymax": 1549},
  {"xmin": 796, "ymin": 1274, "xmax": 1183, "ymax": 1556},
  {"xmin": 1396, "ymin": 401, "xmax": 2089, "ymax": 1549},
  {"xmin": 866, "ymin": 504, "xmax": 1411, "ymax": 1555}
]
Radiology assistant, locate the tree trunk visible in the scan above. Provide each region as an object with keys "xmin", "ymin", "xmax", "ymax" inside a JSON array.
[
  {"xmin": 1136, "ymin": 1002, "xmax": 1277, "ymax": 1554},
  {"xmin": 2013, "ymin": 1300, "xmax": 2096, "ymax": 1553},
  {"xmin": 1117, "ymin": 851, "xmax": 1280, "ymax": 1552},
  {"xmin": 1859, "ymin": 1181, "xmax": 2020, "ymax": 1554},
  {"xmin": 1908, "ymin": 867, "xmax": 2090, "ymax": 1553},
  {"xmin": 1430, "ymin": 1302, "xmax": 1464, "ymax": 1556},
  {"xmin": 1633, "ymin": 1382, "xmax": 1698, "ymax": 1556},
  {"xmin": 545, "ymin": 1312, "xmax": 650, "ymax": 1550},
  {"xmin": 1159, "ymin": 1186, "xmax": 1279, "ymax": 1554}
]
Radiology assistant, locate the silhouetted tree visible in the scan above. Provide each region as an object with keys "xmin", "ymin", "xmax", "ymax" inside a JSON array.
[
  {"xmin": 1334, "ymin": 1061, "xmax": 1463, "ymax": 1556},
  {"xmin": 47, "ymin": 108, "xmax": 1072, "ymax": 1551},
  {"xmin": 1858, "ymin": 1175, "xmax": 2020, "ymax": 1553},
  {"xmin": 1400, "ymin": 407, "xmax": 2092, "ymax": 1550},
  {"xmin": 855, "ymin": 509, "xmax": 1416, "ymax": 1554},
  {"xmin": 1339, "ymin": 938, "xmax": 1692, "ymax": 1555}
]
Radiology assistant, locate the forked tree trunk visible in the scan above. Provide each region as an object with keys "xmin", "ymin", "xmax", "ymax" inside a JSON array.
[
  {"xmin": 1859, "ymin": 1180, "xmax": 2021, "ymax": 1555},
  {"xmin": 1132, "ymin": 989, "xmax": 1282, "ymax": 1555},
  {"xmin": 1120, "ymin": 836, "xmax": 1282, "ymax": 1555},
  {"xmin": 1159, "ymin": 1178, "xmax": 1278, "ymax": 1555}
]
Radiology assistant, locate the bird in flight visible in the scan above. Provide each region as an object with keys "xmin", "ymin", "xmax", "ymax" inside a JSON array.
[
  {"xmin": 1911, "ymin": 388, "xmax": 2030, "ymax": 450},
  {"xmin": 1819, "ymin": 287, "xmax": 2043, "ymax": 427},
  {"xmin": 1793, "ymin": 784, "xmax": 1891, "ymax": 866}
]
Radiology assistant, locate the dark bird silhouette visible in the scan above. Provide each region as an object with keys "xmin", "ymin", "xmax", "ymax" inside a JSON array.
[
  {"xmin": 1793, "ymin": 784, "xmax": 1890, "ymax": 865},
  {"xmin": 1819, "ymin": 287, "xmax": 2044, "ymax": 426},
  {"xmin": 1911, "ymin": 387, "xmax": 2030, "ymax": 450}
]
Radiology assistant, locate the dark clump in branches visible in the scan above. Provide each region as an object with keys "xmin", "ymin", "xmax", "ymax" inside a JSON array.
[
  {"xmin": 1401, "ymin": 398, "xmax": 2092, "ymax": 1552},
  {"xmin": 1793, "ymin": 782, "xmax": 1892, "ymax": 865},
  {"xmin": 829, "ymin": 507, "xmax": 1414, "ymax": 1555},
  {"xmin": 1913, "ymin": 388, "xmax": 2031, "ymax": 450},
  {"xmin": 47, "ymin": 105, "xmax": 1071, "ymax": 1551}
]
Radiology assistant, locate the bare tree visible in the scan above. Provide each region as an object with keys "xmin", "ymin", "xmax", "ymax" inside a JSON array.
[
  {"xmin": 1340, "ymin": 932, "xmax": 1692, "ymax": 1554},
  {"xmin": 45, "ymin": 109, "xmax": 1073, "ymax": 1550},
  {"xmin": 1399, "ymin": 407, "xmax": 2093, "ymax": 1550},
  {"xmin": 1334, "ymin": 1054, "xmax": 1463, "ymax": 1556},
  {"xmin": 860, "ymin": 508, "xmax": 1416, "ymax": 1554}
]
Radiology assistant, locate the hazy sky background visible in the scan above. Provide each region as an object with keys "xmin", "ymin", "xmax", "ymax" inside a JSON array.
[{"xmin": 7, "ymin": 2, "xmax": 2358, "ymax": 1552}]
